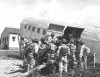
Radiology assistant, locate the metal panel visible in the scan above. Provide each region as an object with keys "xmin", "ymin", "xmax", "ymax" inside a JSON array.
[{"xmin": 48, "ymin": 23, "xmax": 65, "ymax": 32}]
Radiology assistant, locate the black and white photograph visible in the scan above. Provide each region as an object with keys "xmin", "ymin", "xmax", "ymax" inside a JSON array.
[{"xmin": 0, "ymin": 0, "xmax": 100, "ymax": 77}]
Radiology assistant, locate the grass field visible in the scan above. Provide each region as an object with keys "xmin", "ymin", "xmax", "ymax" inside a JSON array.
[{"xmin": 0, "ymin": 50, "xmax": 21, "ymax": 60}]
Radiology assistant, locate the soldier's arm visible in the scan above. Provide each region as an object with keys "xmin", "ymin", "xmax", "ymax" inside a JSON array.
[
  {"xmin": 56, "ymin": 46, "xmax": 61, "ymax": 56},
  {"xmin": 34, "ymin": 45, "xmax": 39, "ymax": 54},
  {"xmin": 39, "ymin": 44, "xmax": 44, "ymax": 49},
  {"xmin": 68, "ymin": 47, "xmax": 70, "ymax": 55},
  {"xmin": 25, "ymin": 46, "xmax": 29, "ymax": 50},
  {"xmin": 84, "ymin": 45, "xmax": 90, "ymax": 53},
  {"xmin": 45, "ymin": 36, "xmax": 52, "ymax": 44}
]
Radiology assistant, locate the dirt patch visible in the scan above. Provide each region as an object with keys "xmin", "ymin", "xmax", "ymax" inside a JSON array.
[
  {"xmin": 0, "ymin": 50, "xmax": 28, "ymax": 77},
  {"xmin": 0, "ymin": 60, "xmax": 27, "ymax": 77}
]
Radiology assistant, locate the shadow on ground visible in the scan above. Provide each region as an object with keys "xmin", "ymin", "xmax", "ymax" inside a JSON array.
[
  {"xmin": 9, "ymin": 64, "xmax": 27, "ymax": 74},
  {"xmin": 0, "ymin": 50, "xmax": 21, "ymax": 60},
  {"xmin": 7, "ymin": 54, "xmax": 21, "ymax": 60}
]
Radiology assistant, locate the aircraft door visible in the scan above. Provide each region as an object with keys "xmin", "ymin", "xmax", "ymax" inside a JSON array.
[{"xmin": 64, "ymin": 26, "xmax": 84, "ymax": 41}]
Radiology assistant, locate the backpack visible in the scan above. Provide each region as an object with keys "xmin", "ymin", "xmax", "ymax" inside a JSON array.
[
  {"xmin": 69, "ymin": 44, "xmax": 76, "ymax": 52},
  {"xmin": 60, "ymin": 44, "xmax": 69, "ymax": 56}
]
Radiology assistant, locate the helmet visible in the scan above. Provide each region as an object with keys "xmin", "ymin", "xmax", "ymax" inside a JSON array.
[
  {"xmin": 70, "ymin": 39, "xmax": 75, "ymax": 43},
  {"xmin": 56, "ymin": 40, "xmax": 62, "ymax": 46},
  {"xmin": 62, "ymin": 39, "xmax": 67, "ymax": 43},
  {"xmin": 69, "ymin": 34, "xmax": 73, "ymax": 38},
  {"xmin": 51, "ymin": 32, "xmax": 55, "ymax": 36},
  {"xmin": 24, "ymin": 39, "xmax": 29, "ymax": 43},
  {"xmin": 30, "ymin": 43, "xmax": 35, "ymax": 47},
  {"xmin": 40, "ymin": 37, "xmax": 45, "ymax": 42},
  {"xmin": 79, "ymin": 40, "xmax": 84, "ymax": 44},
  {"xmin": 34, "ymin": 38, "xmax": 39, "ymax": 43}
]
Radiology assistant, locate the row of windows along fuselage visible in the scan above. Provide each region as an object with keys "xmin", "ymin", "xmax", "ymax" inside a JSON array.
[{"xmin": 24, "ymin": 24, "xmax": 46, "ymax": 35}]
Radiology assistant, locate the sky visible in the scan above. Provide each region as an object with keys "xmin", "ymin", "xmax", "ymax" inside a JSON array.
[{"xmin": 0, "ymin": 0, "xmax": 100, "ymax": 35}]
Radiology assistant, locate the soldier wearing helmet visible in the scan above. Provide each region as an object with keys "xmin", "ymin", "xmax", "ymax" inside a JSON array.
[
  {"xmin": 56, "ymin": 38, "xmax": 70, "ymax": 75},
  {"xmin": 32, "ymin": 39, "xmax": 39, "ymax": 56},
  {"xmin": 44, "ymin": 32, "xmax": 57, "ymax": 44},
  {"xmin": 69, "ymin": 39, "xmax": 76, "ymax": 56},
  {"xmin": 79, "ymin": 40, "xmax": 90, "ymax": 69},
  {"xmin": 68, "ymin": 39, "xmax": 77, "ymax": 70},
  {"xmin": 38, "ymin": 37, "xmax": 47, "ymax": 64},
  {"xmin": 22, "ymin": 40, "xmax": 30, "ymax": 66},
  {"xmin": 24, "ymin": 39, "xmax": 39, "ymax": 75}
]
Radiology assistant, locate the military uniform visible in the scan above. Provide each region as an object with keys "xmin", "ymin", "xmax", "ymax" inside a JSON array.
[
  {"xmin": 68, "ymin": 40, "xmax": 76, "ymax": 62},
  {"xmin": 39, "ymin": 43, "xmax": 47, "ymax": 54},
  {"xmin": 57, "ymin": 39, "xmax": 70, "ymax": 74},
  {"xmin": 27, "ymin": 51, "xmax": 35, "ymax": 69},
  {"xmin": 23, "ymin": 42, "xmax": 30, "ymax": 66},
  {"xmin": 44, "ymin": 33, "xmax": 57, "ymax": 44},
  {"xmin": 47, "ymin": 43, "xmax": 57, "ymax": 63},
  {"xmin": 38, "ymin": 43, "xmax": 47, "ymax": 64},
  {"xmin": 23, "ymin": 44, "xmax": 35, "ymax": 73},
  {"xmin": 79, "ymin": 41, "xmax": 90, "ymax": 69}
]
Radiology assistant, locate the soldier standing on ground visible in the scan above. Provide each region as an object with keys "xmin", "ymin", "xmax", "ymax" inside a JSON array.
[
  {"xmin": 79, "ymin": 40, "xmax": 90, "ymax": 69},
  {"xmin": 68, "ymin": 39, "xmax": 77, "ymax": 70},
  {"xmin": 23, "ymin": 40, "xmax": 29, "ymax": 66},
  {"xmin": 24, "ymin": 39, "xmax": 39, "ymax": 75},
  {"xmin": 57, "ymin": 39, "xmax": 70, "ymax": 76},
  {"xmin": 38, "ymin": 37, "xmax": 47, "ymax": 64}
]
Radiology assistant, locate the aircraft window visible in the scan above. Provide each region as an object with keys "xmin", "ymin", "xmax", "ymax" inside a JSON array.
[
  {"xmin": 28, "ymin": 25, "xmax": 31, "ymax": 30},
  {"xmin": 32, "ymin": 27, "xmax": 35, "ymax": 32},
  {"xmin": 42, "ymin": 29, "xmax": 46, "ymax": 35},
  {"xmin": 37, "ymin": 28, "xmax": 40, "ymax": 33},
  {"xmin": 48, "ymin": 23, "xmax": 64, "ymax": 32},
  {"xmin": 24, "ymin": 24, "xmax": 27, "ymax": 29}
]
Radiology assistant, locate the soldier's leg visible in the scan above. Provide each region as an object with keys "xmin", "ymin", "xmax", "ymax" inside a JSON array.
[
  {"xmin": 73, "ymin": 53, "xmax": 77, "ymax": 69},
  {"xmin": 27, "ymin": 64, "xmax": 30, "ymax": 72},
  {"xmin": 58, "ymin": 61, "xmax": 63, "ymax": 77},
  {"xmin": 24, "ymin": 64, "xmax": 30, "ymax": 76},
  {"xmin": 84, "ymin": 57, "xmax": 87, "ymax": 69},
  {"xmin": 73, "ymin": 53, "xmax": 76, "ymax": 61},
  {"xmin": 80, "ymin": 57, "xmax": 84, "ymax": 69},
  {"xmin": 59, "ymin": 61, "xmax": 63, "ymax": 74},
  {"xmin": 79, "ymin": 55, "xmax": 82, "ymax": 69},
  {"xmin": 23, "ymin": 55, "xmax": 27, "ymax": 66},
  {"xmin": 63, "ymin": 61, "xmax": 68, "ymax": 73},
  {"xmin": 30, "ymin": 58, "xmax": 35, "ymax": 69},
  {"xmin": 26, "ymin": 59, "xmax": 35, "ymax": 76}
]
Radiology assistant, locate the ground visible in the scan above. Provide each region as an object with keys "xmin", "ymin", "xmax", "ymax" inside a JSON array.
[
  {"xmin": 0, "ymin": 50, "xmax": 99, "ymax": 77},
  {"xmin": 0, "ymin": 50, "xmax": 26, "ymax": 77}
]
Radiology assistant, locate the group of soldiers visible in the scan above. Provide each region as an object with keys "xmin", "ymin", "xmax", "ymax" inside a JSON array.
[{"xmin": 21, "ymin": 32, "xmax": 90, "ymax": 76}]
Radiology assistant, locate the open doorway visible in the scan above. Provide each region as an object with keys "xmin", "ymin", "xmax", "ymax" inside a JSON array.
[{"xmin": 64, "ymin": 26, "xmax": 84, "ymax": 42}]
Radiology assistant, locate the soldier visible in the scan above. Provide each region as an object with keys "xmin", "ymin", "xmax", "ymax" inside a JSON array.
[
  {"xmin": 68, "ymin": 39, "xmax": 77, "ymax": 70},
  {"xmin": 45, "ymin": 32, "xmax": 57, "ymax": 44},
  {"xmin": 46, "ymin": 43, "xmax": 57, "ymax": 73},
  {"xmin": 27, "ymin": 44, "xmax": 35, "ymax": 73},
  {"xmin": 24, "ymin": 39, "xmax": 39, "ymax": 75},
  {"xmin": 23, "ymin": 40, "xmax": 30, "ymax": 66},
  {"xmin": 45, "ymin": 42, "xmax": 56, "ymax": 63},
  {"xmin": 79, "ymin": 40, "xmax": 90, "ymax": 69},
  {"xmin": 32, "ymin": 39, "xmax": 39, "ymax": 59},
  {"xmin": 57, "ymin": 39, "xmax": 70, "ymax": 76},
  {"xmin": 39, "ymin": 37, "xmax": 47, "ymax": 51},
  {"xmin": 38, "ymin": 37, "xmax": 47, "ymax": 64},
  {"xmin": 68, "ymin": 33, "xmax": 77, "ymax": 44}
]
